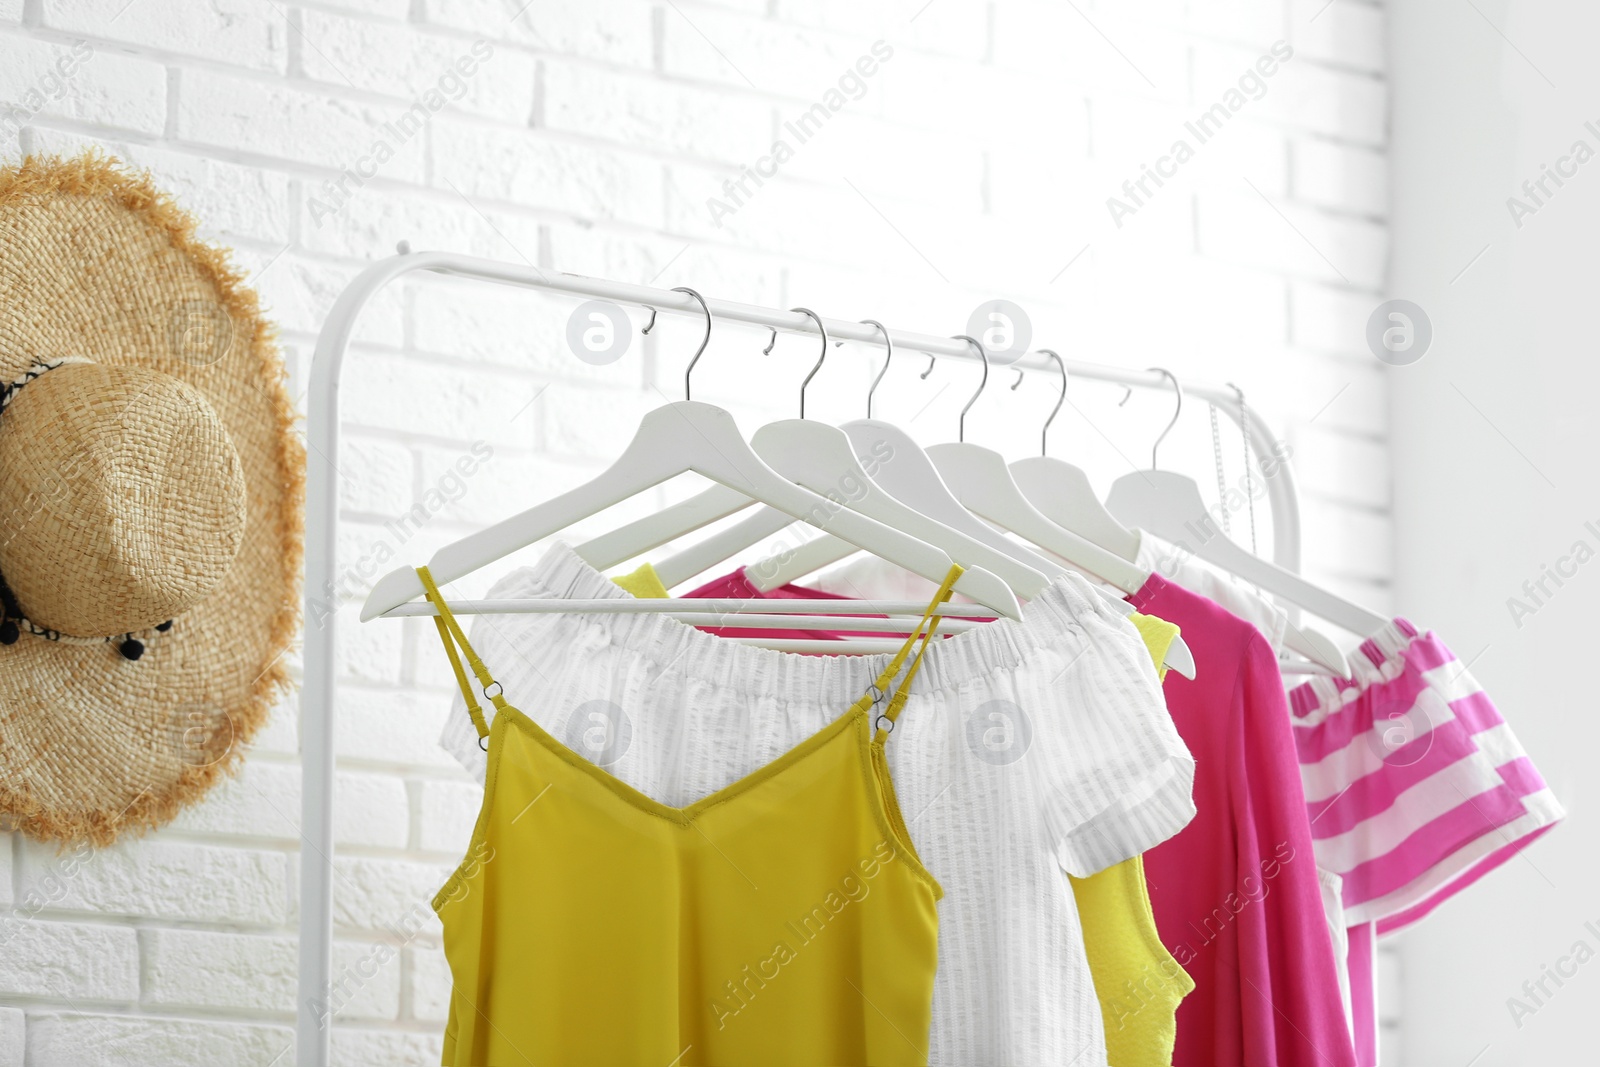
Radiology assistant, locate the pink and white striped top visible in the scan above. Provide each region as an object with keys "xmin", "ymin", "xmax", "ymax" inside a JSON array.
[{"xmin": 1288, "ymin": 618, "xmax": 1564, "ymax": 933}]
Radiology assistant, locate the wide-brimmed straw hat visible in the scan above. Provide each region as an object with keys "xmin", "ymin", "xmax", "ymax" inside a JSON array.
[{"xmin": 0, "ymin": 152, "xmax": 302, "ymax": 845}]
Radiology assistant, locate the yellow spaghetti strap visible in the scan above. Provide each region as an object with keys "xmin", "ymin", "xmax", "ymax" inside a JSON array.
[
  {"xmin": 853, "ymin": 565, "xmax": 963, "ymax": 707},
  {"xmin": 879, "ymin": 566, "xmax": 961, "ymax": 735},
  {"xmin": 417, "ymin": 565, "xmax": 506, "ymax": 747},
  {"xmin": 851, "ymin": 564, "xmax": 963, "ymax": 744},
  {"xmin": 433, "ymin": 606, "xmax": 488, "ymax": 743}
]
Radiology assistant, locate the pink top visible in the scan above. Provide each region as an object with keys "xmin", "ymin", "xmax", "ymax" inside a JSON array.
[
  {"xmin": 1290, "ymin": 620, "xmax": 1565, "ymax": 1067},
  {"xmin": 684, "ymin": 566, "xmax": 888, "ymax": 642},
  {"xmin": 1128, "ymin": 574, "xmax": 1357, "ymax": 1067},
  {"xmin": 1287, "ymin": 618, "xmax": 1563, "ymax": 932}
]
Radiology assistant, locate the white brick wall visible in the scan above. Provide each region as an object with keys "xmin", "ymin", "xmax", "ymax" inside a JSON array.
[
  {"xmin": 0, "ymin": 1008, "xmax": 21, "ymax": 1067},
  {"xmin": 0, "ymin": 1, "xmax": 1395, "ymax": 1063}
]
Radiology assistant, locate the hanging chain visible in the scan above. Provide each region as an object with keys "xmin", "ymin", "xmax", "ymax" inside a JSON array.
[
  {"xmin": 1207, "ymin": 401, "xmax": 1231, "ymax": 537},
  {"xmin": 1233, "ymin": 384, "xmax": 1259, "ymax": 556}
]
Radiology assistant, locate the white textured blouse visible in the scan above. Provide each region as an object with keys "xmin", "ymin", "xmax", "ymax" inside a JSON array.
[{"xmin": 439, "ymin": 544, "xmax": 1195, "ymax": 1067}]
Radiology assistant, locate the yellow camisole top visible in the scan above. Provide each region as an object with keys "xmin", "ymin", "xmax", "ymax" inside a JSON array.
[
  {"xmin": 420, "ymin": 564, "xmax": 959, "ymax": 1067},
  {"xmin": 1069, "ymin": 612, "xmax": 1195, "ymax": 1067}
]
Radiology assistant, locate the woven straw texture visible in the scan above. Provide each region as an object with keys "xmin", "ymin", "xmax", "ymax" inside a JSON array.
[
  {"xmin": 0, "ymin": 152, "xmax": 304, "ymax": 846},
  {"xmin": 0, "ymin": 362, "xmax": 248, "ymax": 636}
]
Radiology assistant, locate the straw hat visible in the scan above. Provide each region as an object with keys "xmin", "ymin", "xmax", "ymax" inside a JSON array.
[{"xmin": 0, "ymin": 152, "xmax": 303, "ymax": 845}]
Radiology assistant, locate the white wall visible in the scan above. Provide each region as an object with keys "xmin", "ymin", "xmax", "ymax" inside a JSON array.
[
  {"xmin": 1389, "ymin": 1, "xmax": 1599, "ymax": 1064},
  {"xmin": 1, "ymin": 2, "xmax": 1393, "ymax": 1064}
]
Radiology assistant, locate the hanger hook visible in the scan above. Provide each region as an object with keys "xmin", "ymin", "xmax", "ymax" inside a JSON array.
[
  {"xmin": 1147, "ymin": 366, "xmax": 1183, "ymax": 469},
  {"xmin": 671, "ymin": 287, "xmax": 712, "ymax": 402},
  {"xmin": 919, "ymin": 354, "xmax": 936, "ymax": 380},
  {"xmin": 763, "ymin": 326, "xmax": 777, "ymax": 355},
  {"xmin": 1034, "ymin": 349, "xmax": 1066, "ymax": 455},
  {"xmin": 640, "ymin": 305, "xmax": 658, "ymax": 335},
  {"xmin": 861, "ymin": 319, "xmax": 892, "ymax": 419},
  {"xmin": 950, "ymin": 334, "xmax": 989, "ymax": 443},
  {"xmin": 789, "ymin": 307, "xmax": 828, "ymax": 419},
  {"xmin": 1009, "ymin": 368, "xmax": 1025, "ymax": 390}
]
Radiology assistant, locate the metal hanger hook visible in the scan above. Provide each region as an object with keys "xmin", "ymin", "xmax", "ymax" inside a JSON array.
[
  {"xmin": 1035, "ymin": 349, "xmax": 1066, "ymax": 456},
  {"xmin": 763, "ymin": 326, "xmax": 777, "ymax": 355},
  {"xmin": 640, "ymin": 304, "xmax": 658, "ymax": 335},
  {"xmin": 1009, "ymin": 368, "xmax": 1025, "ymax": 390},
  {"xmin": 672, "ymin": 287, "xmax": 712, "ymax": 402},
  {"xmin": 861, "ymin": 319, "xmax": 892, "ymax": 419},
  {"xmin": 919, "ymin": 354, "xmax": 936, "ymax": 380},
  {"xmin": 1147, "ymin": 366, "xmax": 1183, "ymax": 469},
  {"xmin": 789, "ymin": 307, "xmax": 828, "ymax": 419},
  {"xmin": 950, "ymin": 334, "xmax": 989, "ymax": 443}
]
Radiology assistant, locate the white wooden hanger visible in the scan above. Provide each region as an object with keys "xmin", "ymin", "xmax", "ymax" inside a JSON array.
[
  {"xmin": 575, "ymin": 314, "xmax": 886, "ymax": 581},
  {"xmin": 1133, "ymin": 527, "xmax": 1352, "ymax": 676},
  {"xmin": 924, "ymin": 336, "xmax": 1156, "ymax": 596},
  {"xmin": 590, "ymin": 320, "xmax": 1066, "ymax": 590},
  {"xmin": 767, "ymin": 416, "xmax": 1075, "ymax": 581},
  {"xmin": 744, "ymin": 337, "xmax": 1076, "ymax": 589},
  {"xmin": 380, "ymin": 596, "xmax": 1012, "ymax": 656},
  {"xmin": 919, "ymin": 337, "xmax": 1191, "ymax": 678},
  {"xmin": 361, "ymin": 290, "xmax": 1020, "ymax": 622},
  {"xmin": 1007, "ymin": 351, "xmax": 1143, "ymax": 560},
  {"xmin": 1104, "ymin": 369, "xmax": 1388, "ymax": 640},
  {"xmin": 1007, "ymin": 358, "xmax": 1349, "ymax": 676},
  {"xmin": 736, "ymin": 341, "xmax": 1192, "ymax": 678},
  {"xmin": 644, "ymin": 319, "xmax": 1053, "ymax": 599}
]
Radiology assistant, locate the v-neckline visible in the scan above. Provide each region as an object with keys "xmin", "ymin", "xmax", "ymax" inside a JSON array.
[{"xmin": 493, "ymin": 700, "xmax": 870, "ymax": 825}]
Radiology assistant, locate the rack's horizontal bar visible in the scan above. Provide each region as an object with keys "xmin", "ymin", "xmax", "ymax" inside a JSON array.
[
  {"xmin": 423, "ymin": 254, "xmax": 1252, "ymax": 409},
  {"xmin": 379, "ymin": 597, "xmax": 1000, "ymax": 619}
]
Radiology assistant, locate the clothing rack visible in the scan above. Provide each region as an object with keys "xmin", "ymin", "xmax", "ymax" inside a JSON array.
[{"xmin": 295, "ymin": 248, "xmax": 1304, "ymax": 1066}]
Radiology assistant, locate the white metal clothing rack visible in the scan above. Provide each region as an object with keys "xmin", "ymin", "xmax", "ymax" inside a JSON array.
[{"xmin": 295, "ymin": 249, "xmax": 1305, "ymax": 1065}]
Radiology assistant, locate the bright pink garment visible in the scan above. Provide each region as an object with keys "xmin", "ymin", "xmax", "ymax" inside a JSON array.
[
  {"xmin": 1287, "ymin": 619, "xmax": 1564, "ymax": 1066},
  {"xmin": 683, "ymin": 566, "xmax": 882, "ymax": 642},
  {"xmin": 1128, "ymin": 574, "xmax": 1357, "ymax": 1067},
  {"xmin": 1287, "ymin": 619, "xmax": 1563, "ymax": 929},
  {"xmin": 1345, "ymin": 922, "xmax": 1377, "ymax": 1066}
]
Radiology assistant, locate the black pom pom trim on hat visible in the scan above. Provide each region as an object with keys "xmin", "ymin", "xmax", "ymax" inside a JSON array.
[{"xmin": 0, "ymin": 561, "xmax": 172, "ymax": 660}]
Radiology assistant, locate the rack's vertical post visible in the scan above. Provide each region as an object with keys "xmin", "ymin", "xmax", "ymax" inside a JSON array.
[{"xmin": 297, "ymin": 254, "xmax": 428, "ymax": 1067}]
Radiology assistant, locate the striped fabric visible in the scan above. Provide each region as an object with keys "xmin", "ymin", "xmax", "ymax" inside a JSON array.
[{"xmin": 1288, "ymin": 619, "xmax": 1564, "ymax": 932}]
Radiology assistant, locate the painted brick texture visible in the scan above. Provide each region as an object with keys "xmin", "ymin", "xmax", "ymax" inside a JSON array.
[{"xmin": 0, "ymin": 1, "xmax": 1394, "ymax": 1062}]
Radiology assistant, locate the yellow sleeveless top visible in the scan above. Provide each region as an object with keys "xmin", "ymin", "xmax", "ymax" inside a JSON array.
[{"xmin": 420, "ymin": 564, "xmax": 958, "ymax": 1067}]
